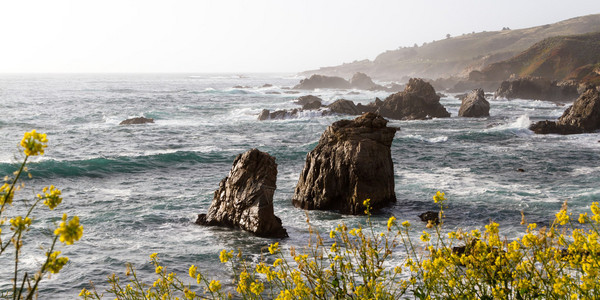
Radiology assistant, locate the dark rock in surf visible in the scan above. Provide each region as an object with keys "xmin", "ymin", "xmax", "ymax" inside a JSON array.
[
  {"xmin": 292, "ymin": 112, "xmax": 397, "ymax": 215},
  {"xmin": 530, "ymin": 87, "xmax": 600, "ymax": 134},
  {"xmin": 258, "ymin": 109, "xmax": 300, "ymax": 121},
  {"xmin": 494, "ymin": 77, "xmax": 579, "ymax": 102},
  {"xmin": 293, "ymin": 74, "xmax": 351, "ymax": 90},
  {"xmin": 119, "ymin": 117, "xmax": 154, "ymax": 125},
  {"xmin": 196, "ymin": 149, "xmax": 287, "ymax": 238},
  {"xmin": 418, "ymin": 211, "xmax": 440, "ymax": 225},
  {"xmin": 458, "ymin": 89, "xmax": 490, "ymax": 117},
  {"xmin": 295, "ymin": 95, "xmax": 323, "ymax": 106},
  {"xmin": 349, "ymin": 72, "xmax": 385, "ymax": 90},
  {"xmin": 368, "ymin": 78, "xmax": 450, "ymax": 120},
  {"xmin": 326, "ymin": 99, "xmax": 362, "ymax": 115}
]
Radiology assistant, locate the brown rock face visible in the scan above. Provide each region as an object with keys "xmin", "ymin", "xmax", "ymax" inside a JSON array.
[
  {"xmin": 327, "ymin": 99, "xmax": 362, "ymax": 115},
  {"xmin": 349, "ymin": 72, "xmax": 385, "ymax": 90},
  {"xmin": 196, "ymin": 149, "xmax": 287, "ymax": 238},
  {"xmin": 119, "ymin": 117, "xmax": 154, "ymax": 125},
  {"xmin": 530, "ymin": 87, "xmax": 600, "ymax": 134},
  {"xmin": 494, "ymin": 77, "xmax": 579, "ymax": 102},
  {"xmin": 372, "ymin": 78, "xmax": 450, "ymax": 120},
  {"xmin": 458, "ymin": 89, "xmax": 490, "ymax": 117},
  {"xmin": 292, "ymin": 112, "xmax": 397, "ymax": 214},
  {"xmin": 295, "ymin": 95, "xmax": 323, "ymax": 106},
  {"xmin": 293, "ymin": 75, "xmax": 350, "ymax": 90}
]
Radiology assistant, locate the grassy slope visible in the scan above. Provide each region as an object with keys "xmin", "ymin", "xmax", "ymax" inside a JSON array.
[{"xmin": 301, "ymin": 14, "xmax": 600, "ymax": 81}]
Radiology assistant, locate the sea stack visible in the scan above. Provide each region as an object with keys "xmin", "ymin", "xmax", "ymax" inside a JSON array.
[
  {"xmin": 196, "ymin": 149, "xmax": 287, "ymax": 238},
  {"xmin": 458, "ymin": 89, "xmax": 490, "ymax": 117},
  {"xmin": 292, "ymin": 112, "xmax": 397, "ymax": 214}
]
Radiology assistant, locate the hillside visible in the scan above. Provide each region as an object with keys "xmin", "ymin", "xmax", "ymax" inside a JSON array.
[
  {"xmin": 300, "ymin": 14, "xmax": 600, "ymax": 81},
  {"xmin": 477, "ymin": 32, "xmax": 600, "ymax": 83}
]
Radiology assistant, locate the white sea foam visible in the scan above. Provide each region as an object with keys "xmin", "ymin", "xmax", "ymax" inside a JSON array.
[
  {"xmin": 487, "ymin": 114, "xmax": 531, "ymax": 132},
  {"xmin": 403, "ymin": 134, "xmax": 448, "ymax": 143}
]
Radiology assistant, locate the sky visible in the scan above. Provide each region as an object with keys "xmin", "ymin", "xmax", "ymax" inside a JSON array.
[{"xmin": 1, "ymin": 0, "xmax": 600, "ymax": 73}]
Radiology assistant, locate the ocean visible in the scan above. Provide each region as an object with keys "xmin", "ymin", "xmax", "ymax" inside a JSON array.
[{"xmin": 1, "ymin": 73, "xmax": 599, "ymax": 298}]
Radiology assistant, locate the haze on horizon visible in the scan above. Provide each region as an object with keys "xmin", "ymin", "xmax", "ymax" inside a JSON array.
[{"xmin": 1, "ymin": 0, "xmax": 600, "ymax": 74}]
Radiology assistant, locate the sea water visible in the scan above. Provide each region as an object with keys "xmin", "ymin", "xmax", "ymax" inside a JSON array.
[{"xmin": 0, "ymin": 73, "xmax": 599, "ymax": 297}]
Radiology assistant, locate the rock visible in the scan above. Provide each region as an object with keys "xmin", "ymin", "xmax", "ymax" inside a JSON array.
[
  {"xmin": 418, "ymin": 211, "xmax": 440, "ymax": 225},
  {"xmin": 458, "ymin": 89, "xmax": 490, "ymax": 117},
  {"xmin": 233, "ymin": 85, "xmax": 250, "ymax": 89},
  {"xmin": 265, "ymin": 91, "xmax": 281, "ymax": 95},
  {"xmin": 530, "ymin": 87, "xmax": 600, "ymax": 134},
  {"xmin": 295, "ymin": 95, "xmax": 323, "ymax": 106},
  {"xmin": 262, "ymin": 84, "xmax": 273, "ymax": 88},
  {"xmin": 196, "ymin": 149, "xmax": 287, "ymax": 238},
  {"xmin": 494, "ymin": 77, "xmax": 579, "ymax": 102},
  {"xmin": 119, "ymin": 117, "xmax": 154, "ymax": 125},
  {"xmin": 302, "ymin": 101, "xmax": 322, "ymax": 110},
  {"xmin": 284, "ymin": 91, "xmax": 300, "ymax": 94},
  {"xmin": 293, "ymin": 74, "xmax": 351, "ymax": 90},
  {"xmin": 349, "ymin": 72, "xmax": 385, "ymax": 90},
  {"xmin": 327, "ymin": 99, "xmax": 362, "ymax": 115},
  {"xmin": 258, "ymin": 109, "xmax": 300, "ymax": 121},
  {"xmin": 369, "ymin": 78, "xmax": 450, "ymax": 120},
  {"xmin": 356, "ymin": 98, "xmax": 383, "ymax": 114},
  {"xmin": 517, "ymin": 168, "xmax": 525, "ymax": 172},
  {"xmin": 292, "ymin": 112, "xmax": 398, "ymax": 214}
]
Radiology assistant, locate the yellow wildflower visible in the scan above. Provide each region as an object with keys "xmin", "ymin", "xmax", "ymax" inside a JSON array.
[
  {"xmin": 401, "ymin": 220, "xmax": 411, "ymax": 227},
  {"xmin": 219, "ymin": 249, "xmax": 233, "ymax": 263},
  {"xmin": 39, "ymin": 185, "xmax": 62, "ymax": 210},
  {"xmin": 556, "ymin": 209, "xmax": 570, "ymax": 225},
  {"xmin": 20, "ymin": 130, "xmax": 48, "ymax": 156},
  {"xmin": 268, "ymin": 242, "xmax": 279, "ymax": 254},
  {"xmin": 273, "ymin": 258, "xmax": 283, "ymax": 267},
  {"xmin": 155, "ymin": 266, "xmax": 163, "ymax": 274},
  {"xmin": 579, "ymin": 213, "xmax": 587, "ymax": 224},
  {"xmin": 433, "ymin": 191, "xmax": 446, "ymax": 203},
  {"xmin": 45, "ymin": 251, "xmax": 69, "ymax": 273},
  {"xmin": 387, "ymin": 216, "xmax": 396, "ymax": 231},
  {"xmin": 54, "ymin": 214, "xmax": 83, "ymax": 245},
  {"xmin": 188, "ymin": 265, "xmax": 197, "ymax": 278},
  {"xmin": 250, "ymin": 281, "xmax": 264, "ymax": 295},
  {"xmin": 208, "ymin": 280, "xmax": 221, "ymax": 292},
  {"xmin": 0, "ymin": 183, "xmax": 14, "ymax": 205},
  {"xmin": 420, "ymin": 231, "xmax": 430, "ymax": 242},
  {"xmin": 10, "ymin": 216, "xmax": 32, "ymax": 232}
]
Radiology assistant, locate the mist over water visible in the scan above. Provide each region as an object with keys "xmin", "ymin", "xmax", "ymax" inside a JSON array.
[{"xmin": 0, "ymin": 73, "xmax": 599, "ymax": 297}]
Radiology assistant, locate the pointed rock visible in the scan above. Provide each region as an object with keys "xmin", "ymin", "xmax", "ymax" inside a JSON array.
[{"xmin": 459, "ymin": 89, "xmax": 490, "ymax": 117}]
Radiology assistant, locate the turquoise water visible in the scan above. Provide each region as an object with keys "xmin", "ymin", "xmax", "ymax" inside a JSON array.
[{"xmin": 0, "ymin": 73, "xmax": 599, "ymax": 297}]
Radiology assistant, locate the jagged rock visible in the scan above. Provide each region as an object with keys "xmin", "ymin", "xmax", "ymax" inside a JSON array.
[
  {"xmin": 262, "ymin": 84, "xmax": 273, "ymax": 88},
  {"xmin": 196, "ymin": 149, "xmax": 287, "ymax": 238},
  {"xmin": 356, "ymin": 98, "xmax": 383, "ymax": 114},
  {"xmin": 327, "ymin": 99, "xmax": 362, "ymax": 115},
  {"xmin": 292, "ymin": 112, "xmax": 398, "ymax": 214},
  {"xmin": 418, "ymin": 211, "xmax": 440, "ymax": 225},
  {"xmin": 530, "ymin": 87, "xmax": 600, "ymax": 134},
  {"xmin": 458, "ymin": 89, "xmax": 490, "ymax": 117},
  {"xmin": 258, "ymin": 109, "xmax": 300, "ymax": 121},
  {"xmin": 293, "ymin": 74, "xmax": 351, "ymax": 90},
  {"xmin": 119, "ymin": 117, "xmax": 154, "ymax": 125},
  {"xmin": 368, "ymin": 78, "xmax": 450, "ymax": 120},
  {"xmin": 494, "ymin": 77, "xmax": 579, "ymax": 102},
  {"xmin": 295, "ymin": 95, "xmax": 323, "ymax": 106}
]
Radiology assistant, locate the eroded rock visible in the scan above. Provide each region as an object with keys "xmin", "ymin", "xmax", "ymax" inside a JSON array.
[
  {"xmin": 530, "ymin": 87, "xmax": 600, "ymax": 134},
  {"xmin": 458, "ymin": 89, "xmax": 490, "ymax": 117},
  {"xmin": 119, "ymin": 117, "xmax": 154, "ymax": 125},
  {"xmin": 196, "ymin": 149, "xmax": 287, "ymax": 238},
  {"xmin": 292, "ymin": 112, "xmax": 398, "ymax": 214}
]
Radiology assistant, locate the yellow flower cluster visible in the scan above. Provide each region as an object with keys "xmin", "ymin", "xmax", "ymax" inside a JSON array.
[
  {"xmin": 268, "ymin": 242, "xmax": 279, "ymax": 254},
  {"xmin": 10, "ymin": 216, "xmax": 32, "ymax": 232},
  {"xmin": 38, "ymin": 185, "xmax": 62, "ymax": 210},
  {"xmin": 45, "ymin": 251, "xmax": 69, "ymax": 273},
  {"xmin": 0, "ymin": 182, "xmax": 14, "ymax": 205},
  {"xmin": 219, "ymin": 249, "xmax": 233, "ymax": 263},
  {"xmin": 20, "ymin": 130, "xmax": 48, "ymax": 156},
  {"xmin": 54, "ymin": 214, "xmax": 83, "ymax": 245}
]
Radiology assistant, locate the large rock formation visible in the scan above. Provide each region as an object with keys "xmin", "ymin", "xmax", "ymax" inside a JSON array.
[
  {"xmin": 295, "ymin": 95, "xmax": 323, "ymax": 106},
  {"xmin": 293, "ymin": 74, "xmax": 351, "ymax": 90},
  {"xmin": 258, "ymin": 109, "xmax": 301, "ymax": 121},
  {"xmin": 349, "ymin": 72, "xmax": 385, "ymax": 90},
  {"xmin": 494, "ymin": 77, "xmax": 579, "ymax": 102},
  {"xmin": 458, "ymin": 89, "xmax": 490, "ymax": 117},
  {"xmin": 530, "ymin": 87, "xmax": 600, "ymax": 134},
  {"xmin": 196, "ymin": 149, "xmax": 288, "ymax": 238},
  {"xmin": 292, "ymin": 112, "xmax": 397, "ymax": 214},
  {"xmin": 119, "ymin": 117, "xmax": 154, "ymax": 125},
  {"xmin": 368, "ymin": 78, "xmax": 450, "ymax": 120}
]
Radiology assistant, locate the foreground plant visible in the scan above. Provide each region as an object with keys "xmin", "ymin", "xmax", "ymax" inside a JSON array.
[
  {"xmin": 1, "ymin": 130, "xmax": 83, "ymax": 299},
  {"xmin": 84, "ymin": 192, "xmax": 600, "ymax": 299}
]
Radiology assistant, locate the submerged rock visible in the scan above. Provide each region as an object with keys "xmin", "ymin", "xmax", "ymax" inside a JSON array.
[
  {"xmin": 196, "ymin": 149, "xmax": 287, "ymax": 238},
  {"xmin": 292, "ymin": 112, "xmax": 398, "ymax": 214},
  {"xmin": 530, "ymin": 87, "xmax": 600, "ymax": 134},
  {"xmin": 119, "ymin": 117, "xmax": 154, "ymax": 125},
  {"xmin": 368, "ymin": 78, "xmax": 450, "ymax": 120},
  {"xmin": 458, "ymin": 89, "xmax": 490, "ymax": 117}
]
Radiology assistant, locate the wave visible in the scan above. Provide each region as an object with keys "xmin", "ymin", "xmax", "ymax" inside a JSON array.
[
  {"xmin": 402, "ymin": 134, "xmax": 449, "ymax": 143},
  {"xmin": 0, "ymin": 151, "xmax": 234, "ymax": 178},
  {"xmin": 486, "ymin": 115, "xmax": 532, "ymax": 133}
]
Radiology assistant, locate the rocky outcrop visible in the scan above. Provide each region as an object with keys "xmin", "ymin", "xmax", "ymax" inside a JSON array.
[
  {"xmin": 293, "ymin": 75, "xmax": 351, "ymax": 90},
  {"xmin": 295, "ymin": 95, "xmax": 323, "ymax": 106},
  {"xmin": 196, "ymin": 149, "xmax": 287, "ymax": 238},
  {"xmin": 494, "ymin": 77, "xmax": 579, "ymax": 102},
  {"xmin": 458, "ymin": 89, "xmax": 490, "ymax": 117},
  {"xmin": 349, "ymin": 72, "xmax": 385, "ymax": 90},
  {"xmin": 327, "ymin": 99, "xmax": 362, "ymax": 115},
  {"xmin": 119, "ymin": 117, "xmax": 154, "ymax": 125},
  {"xmin": 292, "ymin": 112, "xmax": 397, "ymax": 214},
  {"xmin": 367, "ymin": 78, "xmax": 450, "ymax": 120},
  {"xmin": 418, "ymin": 211, "xmax": 440, "ymax": 225},
  {"xmin": 530, "ymin": 87, "xmax": 600, "ymax": 134},
  {"xmin": 303, "ymin": 101, "xmax": 322, "ymax": 110},
  {"xmin": 258, "ymin": 109, "xmax": 301, "ymax": 121}
]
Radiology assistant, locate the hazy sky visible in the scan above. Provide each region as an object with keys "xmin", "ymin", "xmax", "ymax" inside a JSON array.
[{"xmin": 1, "ymin": 0, "xmax": 600, "ymax": 73}]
